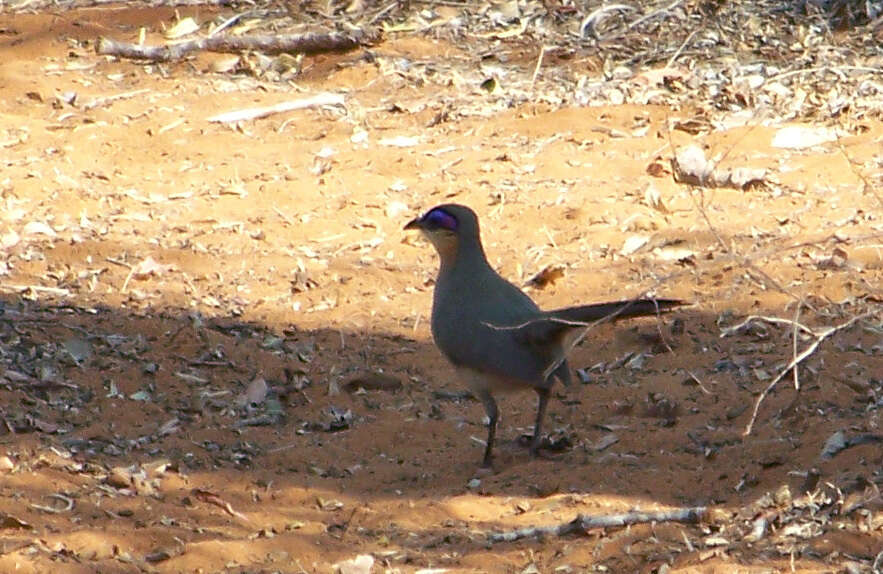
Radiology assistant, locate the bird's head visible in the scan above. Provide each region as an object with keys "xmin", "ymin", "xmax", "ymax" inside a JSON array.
[{"xmin": 404, "ymin": 204, "xmax": 481, "ymax": 263}]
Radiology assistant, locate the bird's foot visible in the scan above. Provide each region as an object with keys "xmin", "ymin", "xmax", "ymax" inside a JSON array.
[{"xmin": 519, "ymin": 433, "xmax": 574, "ymax": 455}]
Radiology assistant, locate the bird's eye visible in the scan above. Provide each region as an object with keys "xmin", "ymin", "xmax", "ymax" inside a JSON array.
[{"xmin": 424, "ymin": 209, "xmax": 458, "ymax": 230}]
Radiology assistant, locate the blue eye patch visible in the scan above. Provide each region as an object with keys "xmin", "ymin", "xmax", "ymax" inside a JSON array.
[{"xmin": 423, "ymin": 208, "xmax": 458, "ymax": 230}]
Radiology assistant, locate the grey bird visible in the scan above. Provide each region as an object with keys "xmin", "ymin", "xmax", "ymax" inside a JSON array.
[{"xmin": 405, "ymin": 204, "xmax": 683, "ymax": 468}]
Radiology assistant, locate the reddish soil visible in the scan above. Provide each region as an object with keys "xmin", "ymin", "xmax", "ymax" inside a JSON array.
[{"xmin": 0, "ymin": 5, "xmax": 881, "ymax": 573}]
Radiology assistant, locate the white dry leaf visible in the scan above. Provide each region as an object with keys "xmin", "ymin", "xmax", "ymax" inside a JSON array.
[
  {"xmin": 1, "ymin": 230, "xmax": 20, "ymax": 249},
  {"xmin": 726, "ymin": 167, "xmax": 767, "ymax": 188},
  {"xmin": 379, "ymin": 135, "xmax": 420, "ymax": 147},
  {"xmin": 653, "ymin": 245, "xmax": 696, "ymax": 261},
  {"xmin": 643, "ymin": 184, "xmax": 669, "ymax": 213},
  {"xmin": 771, "ymin": 125, "xmax": 838, "ymax": 149},
  {"xmin": 764, "ymin": 81, "xmax": 791, "ymax": 99},
  {"xmin": 0, "ymin": 261, "xmax": 9, "ymax": 276},
  {"xmin": 63, "ymin": 337, "xmax": 92, "ymax": 364},
  {"xmin": 741, "ymin": 74, "xmax": 765, "ymax": 89},
  {"xmin": 673, "ymin": 145, "xmax": 711, "ymax": 184},
  {"xmin": 704, "ymin": 536, "xmax": 730, "ymax": 547},
  {"xmin": 22, "ymin": 221, "xmax": 57, "ymax": 237},
  {"xmin": 350, "ymin": 129, "xmax": 368, "ymax": 144},
  {"xmin": 311, "ymin": 158, "xmax": 332, "ymax": 176},
  {"xmin": 593, "ymin": 433, "xmax": 619, "ymax": 451},
  {"xmin": 620, "ymin": 235, "xmax": 649, "ymax": 256},
  {"xmin": 54, "ymin": 171, "xmax": 81, "ymax": 190},
  {"xmin": 240, "ymin": 376, "xmax": 268, "ymax": 407},
  {"xmin": 211, "ymin": 55, "xmax": 240, "ymax": 73},
  {"xmin": 0, "ymin": 455, "xmax": 15, "ymax": 472},
  {"xmin": 316, "ymin": 146, "xmax": 336, "ymax": 159},
  {"xmin": 131, "ymin": 256, "xmax": 175, "ymax": 279},
  {"xmin": 389, "ymin": 180, "xmax": 408, "ymax": 192},
  {"xmin": 157, "ymin": 418, "xmax": 180, "ymax": 436},
  {"xmin": 3, "ymin": 206, "xmax": 26, "ymax": 222},
  {"xmin": 165, "ymin": 17, "xmax": 200, "ymax": 39},
  {"xmin": 385, "ymin": 201, "xmax": 409, "ymax": 219},
  {"xmin": 335, "ymin": 554, "xmax": 374, "ymax": 574}
]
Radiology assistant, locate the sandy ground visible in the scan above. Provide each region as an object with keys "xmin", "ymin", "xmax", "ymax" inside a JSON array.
[{"xmin": 0, "ymin": 5, "xmax": 881, "ymax": 573}]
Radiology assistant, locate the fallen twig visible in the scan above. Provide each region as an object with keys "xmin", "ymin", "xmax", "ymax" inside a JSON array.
[
  {"xmin": 30, "ymin": 493, "xmax": 74, "ymax": 514},
  {"xmin": 207, "ymin": 93, "xmax": 345, "ymax": 123},
  {"xmin": 628, "ymin": 0, "xmax": 685, "ymax": 30},
  {"xmin": 191, "ymin": 488, "xmax": 249, "ymax": 521},
  {"xmin": 488, "ymin": 507, "xmax": 706, "ymax": 542},
  {"xmin": 0, "ymin": 284, "xmax": 71, "ymax": 296},
  {"xmin": 83, "ymin": 88, "xmax": 151, "ymax": 111},
  {"xmin": 742, "ymin": 311, "xmax": 876, "ymax": 436},
  {"xmin": 96, "ymin": 29, "xmax": 378, "ymax": 62},
  {"xmin": 720, "ymin": 314, "xmax": 817, "ymax": 338},
  {"xmin": 579, "ymin": 4, "xmax": 635, "ymax": 39}
]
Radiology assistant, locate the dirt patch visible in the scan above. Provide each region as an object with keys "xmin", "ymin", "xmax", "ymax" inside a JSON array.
[{"xmin": 0, "ymin": 4, "xmax": 881, "ymax": 573}]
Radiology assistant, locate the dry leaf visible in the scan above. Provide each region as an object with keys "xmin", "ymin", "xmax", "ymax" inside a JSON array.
[
  {"xmin": 165, "ymin": 17, "xmax": 200, "ymax": 39},
  {"xmin": 131, "ymin": 256, "xmax": 175, "ymax": 279},
  {"xmin": 525, "ymin": 265, "xmax": 564, "ymax": 289},
  {"xmin": 192, "ymin": 489, "xmax": 249, "ymax": 521},
  {"xmin": 240, "ymin": 376, "xmax": 269, "ymax": 407},
  {"xmin": 335, "ymin": 554, "xmax": 374, "ymax": 574},
  {"xmin": 620, "ymin": 235, "xmax": 649, "ymax": 256},
  {"xmin": 771, "ymin": 125, "xmax": 838, "ymax": 149},
  {"xmin": 379, "ymin": 135, "xmax": 420, "ymax": 147},
  {"xmin": 1, "ymin": 230, "xmax": 20, "ymax": 249},
  {"xmin": 643, "ymin": 184, "xmax": 669, "ymax": 213},
  {"xmin": 22, "ymin": 221, "xmax": 56, "ymax": 237}
]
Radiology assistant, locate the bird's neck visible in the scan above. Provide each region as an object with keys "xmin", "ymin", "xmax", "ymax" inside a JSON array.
[{"xmin": 439, "ymin": 238, "xmax": 489, "ymax": 277}]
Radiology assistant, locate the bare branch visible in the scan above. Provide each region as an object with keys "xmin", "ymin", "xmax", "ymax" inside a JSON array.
[
  {"xmin": 743, "ymin": 311, "xmax": 877, "ymax": 436},
  {"xmin": 488, "ymin": 507, "xmax": 706, "ymax": 543},
  {"xmin": 207, "ymin": 93, "xmax": 346, "ymax": 123},
  {"xmin": 96, "ymin": 30, "xmax": 378, "ymax": 62}
]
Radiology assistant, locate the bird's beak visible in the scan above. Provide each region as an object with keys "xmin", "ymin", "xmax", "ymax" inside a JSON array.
[{"xmin": 404, "ymin": 217, "xmax": 423, "ymax": 231}]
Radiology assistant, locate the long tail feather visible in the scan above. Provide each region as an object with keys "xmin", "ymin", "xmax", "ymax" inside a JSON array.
[{"xmin": 549, "ymin": 298, "xmax": 684, "ymax": 323}]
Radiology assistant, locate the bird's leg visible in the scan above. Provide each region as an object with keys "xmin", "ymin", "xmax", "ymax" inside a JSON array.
[
  {"xmin": 530, "ymin": 387, "xmax": 551, "ymax": 457},
  {"xmin": 477, "ymin": 391, "xmax": 499, "ymax": 468}
]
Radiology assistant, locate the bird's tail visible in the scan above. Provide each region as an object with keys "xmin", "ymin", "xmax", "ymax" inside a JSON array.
[{"xmin": 549, "ymin": 298, "xmax": 684, "ymax": 324}]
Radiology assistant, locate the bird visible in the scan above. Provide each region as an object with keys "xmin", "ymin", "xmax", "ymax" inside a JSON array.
[{"xmin": 405, "ymin": 203, "xmax": 683, "ymax": 468}]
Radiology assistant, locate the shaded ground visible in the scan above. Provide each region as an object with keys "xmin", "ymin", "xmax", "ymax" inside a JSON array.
[{"xmin": 0, "ymin": 4, "xmax": 881, "ymax": 573}]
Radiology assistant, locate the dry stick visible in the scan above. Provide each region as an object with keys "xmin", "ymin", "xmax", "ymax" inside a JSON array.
[
  {"xmin": 368, "ymin": 1, "xmax": 399, "ymax": 25},
  {"xmin": 666, "ymin": 27, "xmax": 698, "ymax": 67},
  {"xmin": 627, "ymin": 0, "xmax": 685, "ymax": 30},
  {"xmin": 579, "ymin": 4, "xmax": 635, "ymax": 38},
  {"xmin": 488, "ymin": 506, "xmax": 706, "ymax": 543},
  {"xmin": 764, "ymin": 65, "xmax": 883, "ymax": 84},
  {"xmin": 742, "ymin": 311, "xmax": 875, "ymax": 436},
  {"xmin": 0, "ymin": 284, "xmax": 71, "ymax": 296},
  {"xmin": 529, "ymin": 45, "xmax": 547, "ymax": 90},
  {"xmin": 208, "ymin": 11, "xmax": 249, "ymax": 38},
  {"xmin": 83, "ymin": 88, "xmax": 151, "ymax": 111},
  {"xmin": 96, "ymin": 30, "xmax": 378, "ymax": 62},
  {"xmin": 720, "ymin": 314, "xmax": 816, "ymax": 337},
  {"xmin": 791, "ymin": 303, "xmax": 800, "ymax": 390},
  {"xmin": 207, "ymin": 93, "xmax": 346, "ymax": 123}
]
